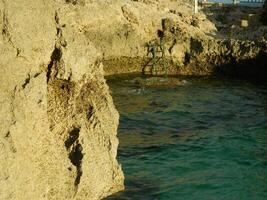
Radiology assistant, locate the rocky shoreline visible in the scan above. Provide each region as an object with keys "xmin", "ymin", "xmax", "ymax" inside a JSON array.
[
  {"xmin": 0, "ymin": 0, "xmax": 266, "ymax": 200},
  {"xmin": 102, "ymin": 2, "xmax": 267, "ymax": 80}
]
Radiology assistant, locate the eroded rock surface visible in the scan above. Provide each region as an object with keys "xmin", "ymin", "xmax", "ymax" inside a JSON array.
[
  {"xmin": 0, "ymin": 0, "xmax": 123, "ymax": 199},
  {"xmin": 78, "ymin": 0, "xmax": 266, "ymax": 79},
  {"xmin": 1, "ymin": 0, "xmax": 267, "ymax": 200}
]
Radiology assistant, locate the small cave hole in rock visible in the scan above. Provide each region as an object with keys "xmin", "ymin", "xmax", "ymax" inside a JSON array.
[
  {"xmin": 65, "ymin": 0, "xmax": 84, "ymax": 5},
  {"xmin": 69, "ymin": 143, "xmax": 83, "ymax": 186},
  {"xmin": 65, "ymin": 127, "xmax": 84, "ymax": 186},
  {"xmin": 65, "ymin": 127, "xmax": 80, "ymax": 149}
]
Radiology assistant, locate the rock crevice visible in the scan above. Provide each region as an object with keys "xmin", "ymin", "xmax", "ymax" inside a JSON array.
[
  {"xmin": 65, "ymin": 127, "xmax": 83, "ymax": 188},
  {"xmin": 0, "ymin": 0, "xmax": 124, "ymax": 199},
  {"xmin": 1, "ymin": 0, "xmax": 266, "ymax": 200}
]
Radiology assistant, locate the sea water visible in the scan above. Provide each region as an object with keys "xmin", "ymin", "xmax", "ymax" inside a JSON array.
[{"xmin": 106, "ymin": 76, "xmax": 267, "ymax": 200}]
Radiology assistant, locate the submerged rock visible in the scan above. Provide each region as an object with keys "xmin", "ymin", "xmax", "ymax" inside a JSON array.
[{"xmin": 133, "ymin": 77, "xmax": 188, "ymax": 87}]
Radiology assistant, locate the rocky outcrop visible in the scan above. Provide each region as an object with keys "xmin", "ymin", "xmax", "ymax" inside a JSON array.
[
  {"xmin": 78, "ymin": 0, "xmax": 266, "ymax": 79},
  {"xmin": 153, "ymin": 17, "xmax": 267, "ymax": 79},
  {"xmin": 81, "ymin": 0, "xmax": 215, "ymax": 75},
  {"xmin": 1, "ymin": 0, "xmax": 266, "ymax": 199},
  {"xmin": 0, "ymin": 0, "xmax": 123, "ymax": 199}
]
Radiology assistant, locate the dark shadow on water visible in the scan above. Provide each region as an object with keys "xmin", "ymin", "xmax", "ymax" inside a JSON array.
[
  {"xmin": 217, "ymin": 51, "xmax": 267, "ymax": 82},
  {"xmin": 104, "ymin": 178, "xmax": 161, "ymax": 200},
  {"xmin": 118, "ymin": 143, "xmax": 174, "ymax": 158}
]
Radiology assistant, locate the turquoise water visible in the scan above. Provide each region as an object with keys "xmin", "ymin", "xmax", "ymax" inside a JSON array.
[{"xmin": 106, "ymin": 76, "xmax": 267, "ymax": 200}]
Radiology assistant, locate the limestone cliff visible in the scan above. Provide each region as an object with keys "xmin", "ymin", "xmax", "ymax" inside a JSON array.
[
  {"xmin": 76, "ymin": 0, "xmax": 266, "ymax": 79},
  {"xmin": 1, "ymin": 0, "xmax": 267, "ymax": 200},
  {"xmin": 0, "ymin": 0, "xmax": 123, "ymax": 199}
]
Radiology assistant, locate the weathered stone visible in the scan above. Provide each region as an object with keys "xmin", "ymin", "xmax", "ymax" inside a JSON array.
[
  {"xmin": 1, "ymin": 1, "xmax": 267, "ymax": 200},
  {"xmin": 0, "ymin": 0, "xmax": 124, "ymax": 199}
]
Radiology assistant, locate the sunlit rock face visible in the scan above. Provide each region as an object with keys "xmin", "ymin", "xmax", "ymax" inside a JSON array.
[
  {"xmin": 0, "ymin": 0, "xmax": 266, "ymax": 199},
  {"xmin": 79, "ymin": 0, "xmax": 266, "ymax": 78},
  {"xmin": 0, "ymin": 0, "xmax": 124, "ymax": 199}
]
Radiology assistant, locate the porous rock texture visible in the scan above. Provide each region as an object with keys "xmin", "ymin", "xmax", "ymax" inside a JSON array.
[
  {"xmin": 79, "ymin": 0, "xmax": 266, "ymax": 79},
  {"xmin": 0, "ymin": 0, "xmax": 124, "ymax": 199},
  {"xmin": 1, "ymin": 0, "xmax": 267, "ymax": 199}
]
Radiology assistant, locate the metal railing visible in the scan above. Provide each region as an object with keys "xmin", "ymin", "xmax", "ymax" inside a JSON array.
[
  {"xmin": 239, "ymin": 0, "xmax": 264, "ymax": 3},
  {"xmin": 143, "ymin": 39, "xmax": 168, "ymax": 77}
]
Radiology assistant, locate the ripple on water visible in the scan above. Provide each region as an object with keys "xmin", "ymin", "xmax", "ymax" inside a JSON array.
[{"xmin": 105, "ymin": 76, "xmax": 267, "ymax": 200}]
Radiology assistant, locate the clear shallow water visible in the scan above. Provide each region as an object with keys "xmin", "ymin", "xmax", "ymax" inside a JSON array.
[{"xmin": 106, "ymin": 76, "xmax": 267, "ymax": 200}]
